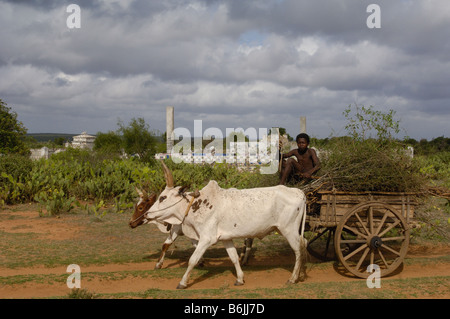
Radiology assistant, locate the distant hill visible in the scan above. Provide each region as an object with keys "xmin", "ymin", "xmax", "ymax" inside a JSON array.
[
  {"xmin": 28, "ymin": 133, "xmax": 166, "ymax": 144},
  {"xmin": 27, "ymin": 133, "xmax": 79, "ymax": 142}
]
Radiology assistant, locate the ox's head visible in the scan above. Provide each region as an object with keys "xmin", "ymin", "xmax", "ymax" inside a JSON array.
[
  {"xmin": 129, "ymin": 188, "xmax": 157, "ymax": 228},
  {"xmin": 144, "ymin": 161, "xmax": 195, "ymax": 225}
]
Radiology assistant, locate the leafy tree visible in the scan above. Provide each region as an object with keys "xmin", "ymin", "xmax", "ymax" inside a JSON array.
[
  {"xmin": 343, "ymin": 104, "xmax": 400, "ymax": 142},
  {"xmin": 53, "ymin": 137, "xmax": 66, "ymax": 146},
  {"xmin": 93, "ymin": 131, "xmax": 123, "ymax": 155},
  {"xmin": 117, "ymin": 117, "xmax": 157, "ymax": 162},
  {"xmin": 0, "ymin": 99, "xmax": 29, "ymax": 155}
]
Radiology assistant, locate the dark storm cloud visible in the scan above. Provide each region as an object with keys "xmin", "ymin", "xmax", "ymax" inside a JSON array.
[
  {"xmin": 0, "ymin": 0, "xmax": 448, "ymax": 139},
  {"xmin": 227, "ymin": 0, "xmax": 367, "ymax": 37}
]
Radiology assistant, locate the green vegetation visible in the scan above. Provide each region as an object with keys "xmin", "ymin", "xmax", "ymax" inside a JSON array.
[
  {"xmin": 1, "ymin": 102, "xmax": 448, "ymax": 217},
  {"xmin": 0, "ymin": 99, "xmax": 29, "ymax": 155},
  {"xmin": 0, "ymin": 148, "xmax": 277, "ymax": 214}
]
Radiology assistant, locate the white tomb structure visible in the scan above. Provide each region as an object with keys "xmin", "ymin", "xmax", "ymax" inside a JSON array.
[{"xmin": 69, "ymin": 132, "xmax": 96, "ymax": 150}]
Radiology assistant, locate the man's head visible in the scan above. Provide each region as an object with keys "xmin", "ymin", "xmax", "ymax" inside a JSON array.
[{"xmin": 296, "ymin": 133, "xmax": 310, "ymax": 151}]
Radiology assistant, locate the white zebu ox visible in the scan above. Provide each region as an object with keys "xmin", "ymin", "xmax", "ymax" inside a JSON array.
[
  {"xmin": 141, "ymin": 161, "xmax": 308, "ymax": 289},
  {"xmin": 130, "ymin": 189, "xmax": 253, "ymax": 269}
]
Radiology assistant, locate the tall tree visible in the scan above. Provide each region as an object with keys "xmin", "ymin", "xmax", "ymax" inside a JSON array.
[
  {"xmin": 117, "ymin": 117, "xmax": 157, "ymax": 161},
  {"xmin": 93, "ymin": 131, "xmax": 123, "ymax": 155},
  {"xmin": 0, "ymin": 99, "xmax": 28, "ymax": 155}
]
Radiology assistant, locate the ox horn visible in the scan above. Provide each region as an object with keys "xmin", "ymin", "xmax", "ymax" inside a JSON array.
[
  {"xmin": 135, "ymin": 187, "xmax": 148, "ymax": 200},
  {"xmin": 160, "ymin": 160, "xmax": 174, "ymax": 188}
]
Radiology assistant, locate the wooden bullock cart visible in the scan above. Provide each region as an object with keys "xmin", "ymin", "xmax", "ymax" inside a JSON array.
[{"xmin": 305, "ymin": 190, "xmax": 417, "ymax": 278}]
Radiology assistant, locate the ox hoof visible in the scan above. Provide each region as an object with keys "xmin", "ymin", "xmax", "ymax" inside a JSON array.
[
  {"xmin": 285, "ymin": 279, "xmax": 296, "ymax": 286},
  {"xmin": 299, "ymin": 272, "xmax": 306, "ymax": 282},
  {"xmin": 154, "ymin": 264, "xmax": 162, "ymax": 270},
  {"xmin": 234, "ymin": 280, "xmax": 245, "ymax": 286},
  {"xmin": 177, "ymin": 283, "xmax": 188, "ymax": 289}
]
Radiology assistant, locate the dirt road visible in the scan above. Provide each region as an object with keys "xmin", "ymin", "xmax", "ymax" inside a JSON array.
[{"xmin": 1, "ymin": 249, "xmax": 449, "ymax": 298}]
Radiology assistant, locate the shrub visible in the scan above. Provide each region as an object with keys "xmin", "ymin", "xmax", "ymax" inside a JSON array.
[
  {"xmin": 34, "ymin": 189, "xmax": 76, "ymax": 216},
  {"xmin": 0, "ymin": 154, "xmax": 32, "ymax": 186}
]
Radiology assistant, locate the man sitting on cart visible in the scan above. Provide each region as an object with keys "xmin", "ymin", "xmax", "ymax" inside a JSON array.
[{"xmin": 279, "ymin": 133, "xmax": 321, "ymax": 185}]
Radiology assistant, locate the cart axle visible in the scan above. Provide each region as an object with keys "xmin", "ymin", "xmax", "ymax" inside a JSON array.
[{"xmin": 369, "ymin": 236, "xmax": 383, "ymax": 249}]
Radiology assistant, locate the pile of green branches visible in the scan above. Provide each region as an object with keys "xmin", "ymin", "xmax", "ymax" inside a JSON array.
[
  {"xmin": 316, "ymin": 138, "xmax": 426, "ymax": 193},
  {"xmin": 303, "ymin": 105, "xmax": 427, "ymax": 193}
]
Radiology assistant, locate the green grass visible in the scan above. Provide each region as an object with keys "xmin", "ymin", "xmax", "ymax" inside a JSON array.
[{"xmin": 0, "ymin": 204, "xmax": 299, "ymax": 269}]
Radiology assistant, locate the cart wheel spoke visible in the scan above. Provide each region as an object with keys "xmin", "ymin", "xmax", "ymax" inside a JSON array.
[
  {"xmin": 378, "ymin": 219, "xmax": 401, "ymax": 237},
  {"xmin": 343, "ymin": 225, "xmax": 368, "ymax": 239},
  {"xmin": 343, "ymin": 243, "xmax": 368, "ymax": 261},
  {"xmin": 355, "ymin": 212, "xmax": 370, "ymax": 236},
  {"xmin": 378, "ymin": 249, "xmax": 389, "ymax": 268},
  {"xmin": 368, "ymin": 206, "xmax": 374, "ymax": 234},
  {"xmin": 380, "ymin": 243, "xmax": 401, "ymax": 257},
  {"xmin": 355, "ymin": 247, "xmax": 370, "ymax": 270},
  {"xmin": 374, "ymin": 212, "xmax": 388, "ymax": 235},
  {"xmin": 381, "ymin": 236, "xmax": 406, "ymax": 242},
  {"xmin": 370, "ymin": 250, "xmax": 375, "ymax": 266},
  {"xmin": 340, "ymin": 239, "xmax": 366, "ymax": 244}
]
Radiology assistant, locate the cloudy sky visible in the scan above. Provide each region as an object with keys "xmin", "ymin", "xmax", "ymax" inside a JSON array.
[{"xmin": 0, "ymin": 0, "xmax": 449, "ymax": 140}]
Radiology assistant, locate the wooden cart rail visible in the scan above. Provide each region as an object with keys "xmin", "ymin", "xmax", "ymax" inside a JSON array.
[{"xmin": 307, "ymin": 190, "xmax": 418, "ymax": 229}]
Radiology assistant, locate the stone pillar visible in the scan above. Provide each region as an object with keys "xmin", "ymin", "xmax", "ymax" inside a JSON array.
[
  {"xmin": 166, "ymin": 106, "xmax": 174, "ymax": 154},
  {"xmin": 300, "ymin": 116, "xmax": 306, "ymax": 133}
]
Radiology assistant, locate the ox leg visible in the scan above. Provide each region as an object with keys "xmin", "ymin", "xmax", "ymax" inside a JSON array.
[
  {"xmin": 155, "ymin": 229, "xmax": 180, "ymax": 269},
  {"xmin": 155, "ymin": 242, "xmax": 171, "ymax": 269},
  {"xmin": 279, "ymin": 229, "xmax": 302, "ymax": 284},
  {"xmin": 240, "ymin": 238, "xmax": 254, "ymax": 266},
  {"xmin": 223, "ymin": 240, "xmax": 245, "ymax": 286},
  {"xmin": 177, "ymin": 238, "xmax": 215, "ymax": 289},
  {"xmin": 190, "ymin": 239, "xmax": 205, "ymax": 267}
]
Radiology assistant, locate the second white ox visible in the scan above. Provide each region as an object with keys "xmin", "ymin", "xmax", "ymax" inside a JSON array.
[{"xmin": 142, "ymin": 161, "xmax": 308, "ymax": 289}]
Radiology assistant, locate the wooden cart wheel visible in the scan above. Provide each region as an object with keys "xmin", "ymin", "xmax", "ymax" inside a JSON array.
[
  {"xmin": 335, "ymin": 201, "xmax": 410, "ymax": 278},
  {"xmin": 307, "ymin": 227, "xmax": 336, "ymax": 261}
]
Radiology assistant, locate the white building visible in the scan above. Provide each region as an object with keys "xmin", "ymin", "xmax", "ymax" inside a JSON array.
[
  {"xmin": 30, "ymin": 147, "xmax": 65, "ymax": 160},
  {"xmin": 68, "ymin": 132, "xmax": 96, "ymax": 150}
]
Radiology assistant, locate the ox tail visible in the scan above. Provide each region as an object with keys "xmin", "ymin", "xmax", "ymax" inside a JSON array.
[
  {"xmin": 299, "ymin": 203, "xmax": 308, "ymax": 281},
  {"xmin": 299, "ymin": 235, "xmax": 308, "ymax": 282}
]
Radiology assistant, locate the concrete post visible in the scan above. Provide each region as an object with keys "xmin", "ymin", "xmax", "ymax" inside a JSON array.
[
  {"xmin": 300, "ymin": 116, "xmax": 306, "ymax": 133},
  {"xmin": 166, "ymin": 106, "xmax": 174, "ymax": 154}
]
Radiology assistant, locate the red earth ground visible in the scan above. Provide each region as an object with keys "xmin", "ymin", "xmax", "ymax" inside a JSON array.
[{"xmin": 0, "ymin": 209, "xmax": 449, "ymax": 298}]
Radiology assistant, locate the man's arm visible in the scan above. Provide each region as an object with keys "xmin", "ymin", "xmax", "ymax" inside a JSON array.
[{"xmin": 281, "ymin": 149, "xmax": 296, "ymax": 159}]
